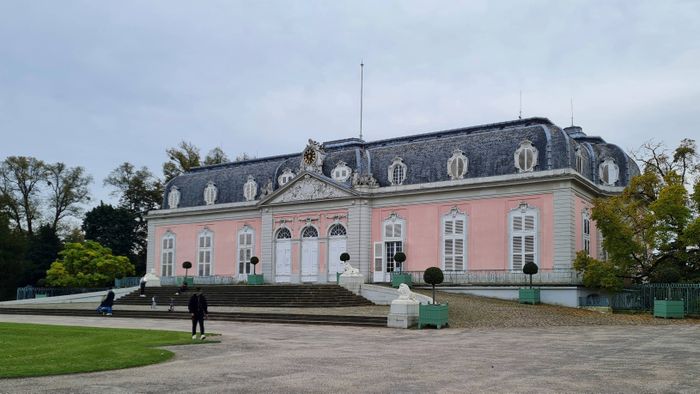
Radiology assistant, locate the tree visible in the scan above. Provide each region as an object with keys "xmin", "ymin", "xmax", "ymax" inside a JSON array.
[
  {"xmin": 182, "ymin": 261, "xmax": 192, "ymax": 279},
  {"xmin": 574, "ymin": 140, "xmax": 700, "ymax": 290},
  {"xmin": 83, "ymin": 203, "xmax": 138, "ymax": 260},
  {"xmin": 394, "ymin": 252, "xmax": 406, "ymax": 274},
  {"xmin": 24, "ymin": 224, "xmax": 62, "ymax": 286},
  {"xmin": 235, "ymin": 152, "xmax": 256, "ymax": 162},
  {"xmin": 204, "ymin": 147, "xmax": 230, "ymax": 166},
  {"xmin": 0, "ymin": 212, "xmax": 27, "ymax": 300},
  {"xmin": 423, "ymin": 267, "xmax": 444, "ymax": 304},
  {"xmin": 163, "ymin": 141, "xmax": 201, "ymax": 182},
  {"xmin": 250, "ymin": 256, "xmax": 259, "ymax": 275},
  {"xmin": 45, "ymin": 241, "xmax": 135, "ymax": 287},
  {"xmin": 0, "ymin": 156, "xmax": 47, "ymax": 236},
  {"xmin": 45, "ymin": 162, "xmax": 92, "ymax": 232}
]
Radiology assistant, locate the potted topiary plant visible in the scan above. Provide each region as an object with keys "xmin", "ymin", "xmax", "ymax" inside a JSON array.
[
  {"xmin": 181, "ymin": 261, "xmax": 194, "ymax": 286},
  {"xmin": 519, "ymin": 262, "xmax": 540, "ymax": 304},
  {"xmin": 247, "ymin": 256, "xmax": 264, "ymax": 285},
  {"xmin": 418, "ymin": 267, "xmax": 448, "ymax": 329},
  {"xmin": 338, "ymin": 252, "xmax": 350, "ymax": 283},
  {"xmin": 391, "ymin": 252, "xmax": 412, "ymax": 288}
]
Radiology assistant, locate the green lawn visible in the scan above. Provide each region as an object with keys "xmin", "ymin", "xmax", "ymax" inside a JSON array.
[{"xmin": 0, "ymin": 322, "xmax": 206, "ymax": 378}]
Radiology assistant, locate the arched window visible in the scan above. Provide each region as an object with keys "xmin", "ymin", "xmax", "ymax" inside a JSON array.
[
  {"xmin": 276, "ymin": 227, "xmax": 292, "ymax": 239},
  {"xmin": 161, "ymin": 232, "xmax": 175, "ymax": 277},
  {"xmin": 197, "ymin": 229, "xmax": 213, "ymax": 276},
  {"xmin": 509, "ymin": 203, "xmax": 538, "ymax": 271},
  {"xmin": 447, "ymin": 149, "xmax": 468, "ymax": 180},
  {"xmin": 278, "ymin": 168, "xmax": 295, "ymax": 187},
  {"xmin": 442, "ymin": 208, "xmax": 467, "ymax": 271},
  {"xmin": 243, "ymin": 175, "xmax": 258, "ymax": 201},
  {"xmin": 575, "ymin": 147, "xmax": 585, "ymax": 174},
  {"xmin": 328, "ymin": 223, "xmax": 347, "ymax": 237},
  {"xmin": 238, "ymin": 226, "xmax": 255, "ymax": 275},
  {"xmin": 203, "ymin": 182, "xmax": 217, "ymax": 205},
  {"xmin": 514, "ymin": 140, "xmax": 539, "ymax": 173},
  {"xmin": 378, "ymin": 213, "xmax": 405, "ymax": 274},
  {"xmin": 582, "ymin": 209, "xmax": 591, "ymax": 255},
  {"xmin": 332, "ymin": 162, "xmax": 352, "ymax": 182},
  {"xmin": 167, "ymin": 186, "xmax": 180, "ymax": 209},
  {"xmin": 599, "ymin": 158, "xmax": 619, "ymax": 186},
  {"xmin": 301, "ymin": 226, "xmax": 318, "ymax": 238},
  {"xmin": 388, "ymin": 157, "xmax": 407, "ymax": 186}
]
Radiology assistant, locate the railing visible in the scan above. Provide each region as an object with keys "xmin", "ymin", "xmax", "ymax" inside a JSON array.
[
  {"xmin": 114, "ymin": 277, "xmax": 141, "ymax": 288},
  {"xmin": 397, "ymin": 269, "xmax": 583, "ymax": 286},
  {"xmin": 160, "ymin": 276, "xmax": 241, "ymax": 286},
  {"xmin": 609, "ymin": 284, "xmax": 700, "ymax": 316},
  {"xmin": 16, "ymin": 286, "xmax": 109, "ymax": 300}
]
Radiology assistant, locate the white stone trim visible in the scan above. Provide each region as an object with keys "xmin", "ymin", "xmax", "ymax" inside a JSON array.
[
  {"xmin": 243, "ymin": 175, "xmax": 258, "ymax": 201},
  {"xmin": 599, "ymin": 158, "xmax": 620, "ymax": 186},
  {"xmin": 514, "ymin": 140, "xmax": 539, "ymax": 173},
  {"xmin": 196, "ymin": 228, "xmax": 214, "ymax": 276},
  {"xmin": 388, "ymin": 157, "xmax": 407, "ymax": 186},
  {"xmin": 508, "ymin": 203, "xmax": 539, "ymax": 271},
  {"xmin": 203, "ymin": 181, "xmax": 218, "ymax": 205},
  {"xmin": 441, "ymin": 207, "xmax": 467, "ymax": 272},
  {"xmin": 447, "ymin": 149, "xmax": 468, "ymax": 180},
  {"xmin": 167, "ymin": 186, "xmax": 180, "ymax": 209}
]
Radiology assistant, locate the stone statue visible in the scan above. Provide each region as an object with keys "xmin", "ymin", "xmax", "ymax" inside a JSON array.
[
  {"xmin": 261, "ymin": 179, "xmax": 273, "ymax": 197},
  {"xmin": 341, "ymin": 260, "xmax": 360, "ymax": 276},
  {"xmin": 397, "ymin": 283, "xmax": 417, "ymax": 301}
]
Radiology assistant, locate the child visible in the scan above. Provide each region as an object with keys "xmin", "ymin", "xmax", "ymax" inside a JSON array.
[
  {"xmin": 151, "ymin": 296, "xmax": 157, "ymax": 310},
  {"xmin": 168, "ymin": 297, "xmax": 175, "ymax": 312}
]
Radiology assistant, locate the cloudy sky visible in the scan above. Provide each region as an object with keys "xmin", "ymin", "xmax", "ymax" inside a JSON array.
[{"xmin": 1, "ymin": 0, "xmax": 699, "ymax": 207}]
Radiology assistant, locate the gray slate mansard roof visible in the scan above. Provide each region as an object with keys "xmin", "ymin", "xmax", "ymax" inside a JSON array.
[{"xmin": 164, "ymin": 117, "xmax": 640, "ymax": 208}]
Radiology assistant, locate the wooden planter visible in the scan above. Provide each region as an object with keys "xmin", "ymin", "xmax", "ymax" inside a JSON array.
[
  {"xmin": 653, "ymin": 299, "xmax": 684, "ymax": 319},
  {"xmin": 519, "ymin": 288, "xmax": 541, "ymax": 305},
  {"xmin": 418, "ymin": 303, "xmax": 449, "ymax": 329},
  {"xmin": 247, "ymin": 274, "xmax": 264, "ymax": 285},
  {"xmin": 391, "ymin": 273, "xmax": 413, "ymax": 288}
]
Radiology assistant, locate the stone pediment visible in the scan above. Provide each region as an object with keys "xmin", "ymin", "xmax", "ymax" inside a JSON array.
[{"xmin": 263, "ymin": 173, "xmax": 355, "ymax": 205}]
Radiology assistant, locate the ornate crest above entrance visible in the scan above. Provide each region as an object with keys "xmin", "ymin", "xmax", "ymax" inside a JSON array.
[
  {"xmin": 300, "ymin": 139, "xmax": 326, "ymax": 174},
  {"xmin": 262, "ymin": 173, "xmax": 356, "ymax": 205}
]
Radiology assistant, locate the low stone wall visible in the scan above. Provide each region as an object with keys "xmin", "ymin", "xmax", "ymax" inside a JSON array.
[
  {"xmin": 360, "ymin": 284, "xmax": 432, "ymax": 305},
  {"xmin": 434, "ymin": 286, "xmax": 596, "ymax": 307},
  {"xmin": 0, "ymin": 287, "xmax": 138, "ymax": 305}
]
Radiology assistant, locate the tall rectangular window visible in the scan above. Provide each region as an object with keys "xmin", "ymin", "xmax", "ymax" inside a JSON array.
[
  {"xmin": 383, "ymin": 216, "xmax": 405, "ymax": 273},
  {"xmin": 443, "ymin": 212, "xmax": 467, "ymax": 271},
  {"xmin": 510, "ymin": 205, "xmax": 537, "ymax": 271},
  {"xmin": 161, "ymin": 234, "xmax": 175, "ymax": 277},
  {"xmin": 582, "ymin": 212, "xmax": 591, "ymax": 255},
  {"xmin": 238, "ymin": 228, "xmax": 254, "ymax": 275},
  {"xmin": 198, "ymin": 230, "xmax": 213, "ymax": 276}
]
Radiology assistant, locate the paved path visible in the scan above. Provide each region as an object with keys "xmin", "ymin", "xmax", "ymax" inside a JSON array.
[{"xmin": 1, "ymin": 315, "xmax": 698, "ymax": 393}]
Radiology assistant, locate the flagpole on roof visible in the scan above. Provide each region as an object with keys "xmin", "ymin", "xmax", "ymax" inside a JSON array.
[{"xmin": 359, "ymin": 61, "xmax": 364, "ymax": 140}]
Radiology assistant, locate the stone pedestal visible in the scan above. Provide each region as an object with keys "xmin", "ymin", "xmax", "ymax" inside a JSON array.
[
  {"xmin": 387, "ymin": 299, "xmax": 420, "ymax": 329},
  {"xmin": 143, "ymin": 269, "xmax": 161, "ymax": 287},
  {"xmin": 338, "ymin": 274, "xmax": 363, "ymax": 295}
]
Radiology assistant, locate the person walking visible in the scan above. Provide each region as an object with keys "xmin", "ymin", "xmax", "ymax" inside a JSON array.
[
  {"xmin": 139, "ymin": 277, "xmax": 147, "ymax": 297},
  {"xmin": 188, "ymin": 288, "xmax": 208, "ymax": 340}
]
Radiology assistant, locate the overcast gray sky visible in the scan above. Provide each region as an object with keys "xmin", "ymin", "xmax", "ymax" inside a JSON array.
[{"xmin": 1, "ymin": 0, "xmax": 699, "ymax": 208}]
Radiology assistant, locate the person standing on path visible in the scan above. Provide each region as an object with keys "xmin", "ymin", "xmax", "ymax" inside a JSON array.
[{"xmin": 188, "ymin": 288, "xmax": 208, "ymax": 340}]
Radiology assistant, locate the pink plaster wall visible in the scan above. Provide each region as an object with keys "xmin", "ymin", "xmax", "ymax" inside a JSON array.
[
  {"xmin": 154, "ymin": 218, "xmax": 261, "ymax": 276},
  {"xmin": 371, "ymin": 193, "xmax": 555, "ymax": 272},
  {"xmin": 575, "ymin": 196, "xmax": 598, "ymax": 258}
]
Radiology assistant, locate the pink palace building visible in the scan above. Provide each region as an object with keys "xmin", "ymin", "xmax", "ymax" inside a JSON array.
[{"xmin": 146, "ymin": 117, "xmax": 638, "ymax": 286}]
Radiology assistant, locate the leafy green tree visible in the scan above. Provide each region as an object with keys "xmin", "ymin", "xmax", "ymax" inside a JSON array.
[
  {"xmin": 0, "ymin": 156, "xmax": 47, "ymax": 236},
  {"xmin": 575, "ymin": 140, "xmax": 700, "ymax": 290},
  {"xmin": 0, "ymin": 212, "xmax": 27, "ymax": 300},
  {"xmin": 163, "ymin": 141, "xmax": 201, "ymax": 182},
  {"xmin": 204, "ymin": 147, "xmax": 230, "ymax": 166},
  {"xmin": 45, "ymin": 241, "xmax": 135, "ymax": 287},
  {"xmin": 24, "ymin": 224, "xmax": 62, "ymax": 286},
  {"xmin": 83, "ymin": 203, "xmax": 138, "ymax": 260}
]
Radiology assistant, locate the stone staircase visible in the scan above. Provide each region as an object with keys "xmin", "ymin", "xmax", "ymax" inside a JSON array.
[{"xmin": 118, "ymin": 284, "xmax": 373, "ymax": 308}]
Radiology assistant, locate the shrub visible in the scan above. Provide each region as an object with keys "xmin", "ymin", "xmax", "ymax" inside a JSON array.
[
  {"xmin": 423, "ymin": 267, "xmax": 444, "ymax": 304},
  {"xmin": 250, "ymin": 256, "xmax": 260, "ymax": 275},
  {"xmin": 182, "ymin": 261, "xmax": 192, "ymax": 279},
  {"xmin": 523, "ymin": 262, "xmax": 538, "ymax": 288},
  {"xmin": 340, "ymin": 252, "xmax": 350, "ymax": 262},
  {"xmin": 394, "ymin": 252, "xmax": 406, "ymax": 273}
]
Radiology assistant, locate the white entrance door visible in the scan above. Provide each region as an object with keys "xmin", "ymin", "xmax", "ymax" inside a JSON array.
[
  {"xmin": 301, "ymin": 226, "xmax": 319, "ymax": 282},
  {"xmin": 275, "ymin": 241, "xmax": 291, "ymax": 283},
  {"xmin": 328, "ymin": 238, "xmax": 346, "ymax": 282}
]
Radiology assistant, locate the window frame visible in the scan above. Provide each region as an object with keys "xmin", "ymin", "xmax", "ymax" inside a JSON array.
[
  {"xmin": 388, "ymin": 157, "xmax": 407, "ymax": 186},
  {"xmin": 160, "ymin": 232, "xmax": 175, "ymax": 277},
  {"xmin": 508, "ymin": 203, "xmax": 538, "ymax": 271},
  {"xmin": 197, "ymin": 229, "xmax": 214, "ymax": 276},
  {"xmin": 447, "ymin": 149, "xmax": 468, "ymax": 180},
  {"xmin": 514, "ymin": 140, "xmax": 539, "ymax": 173},
  {"xmin": 237, "ymin": 226, "xmax": 255, "ymax": 276},
  {"xmin": 382, "ymin": 214, "xmax": 405, "ymax": 273},
  {"xmin": 203, "ymin": 182, "xmax": 217, "ymax": 205},
  {"xmin": 441, "ymin": 209, "xmax": 467, "ymax": 272}
]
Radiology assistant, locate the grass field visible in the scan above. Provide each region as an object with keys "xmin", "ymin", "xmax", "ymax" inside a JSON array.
[{"xmin": 0, "ymin": 322, "xmax": 206, "ymax": 378}]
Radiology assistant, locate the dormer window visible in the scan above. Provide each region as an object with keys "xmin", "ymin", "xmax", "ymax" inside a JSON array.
[
  {"xmin": 514, "ymin": 140, "xmax": 538, "ymax": 173},
  {"xmin": 203, "ymin": 182, "xmax": 217, "ymax": 205},
  {"xmin": 167, "ymin": 186, "xmax": 180, "ymax": 209},
  {"xmin": 278, "ymin": 168, "xmax": 295, "ymax": 187},
  {"xmin": 447, "ymin": 149, "xmax": 468, "ymax": 180},
  {"xmin": 575, "ymin": 147, "xmax": 585, "ymax": 174},
  {"xmin": 332, "ymin": 161, "xmax": 352, "ymax": 182},
  {"xmin": 243, "ymin": 175, "xmax": 258, "ymax": 201},
  {"xmin": 388, "ymin": 157, "xmax": 407, "ymax": 186},
  {"xmin": 599, "ymin": 158, "xmax": 619, "ymax": 186}
]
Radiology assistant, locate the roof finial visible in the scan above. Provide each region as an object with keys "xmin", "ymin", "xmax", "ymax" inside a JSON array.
[
  {"xmin": 519, "ymin": 90, "xmax": 522, "ymax": 120},
  {"xmin": 359, "ymin": 61, "xmax": 364, "ymax": 140},
  {"xmin": 570, "ymin": 97, "xmax": 574, "ymax": 126}
]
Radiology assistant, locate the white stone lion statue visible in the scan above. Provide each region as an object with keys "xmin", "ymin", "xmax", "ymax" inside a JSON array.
[
  {"xmin": 342, "ymin": 260, "xmax": 360, "ymax": 276},
  {"xmin": 397, "ymin": 283, "xmax": 417, "ymax": 301}
]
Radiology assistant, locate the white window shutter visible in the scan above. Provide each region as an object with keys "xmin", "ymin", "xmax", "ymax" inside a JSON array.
[{"xmin": 373, "ymin": 242, "xmax": 383, "ymax": 271}]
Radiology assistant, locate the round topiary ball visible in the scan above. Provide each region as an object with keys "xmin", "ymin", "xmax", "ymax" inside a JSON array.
[
  {"xmin": 523, "ymin": 262, "xmax": 538, "ymax": 276},
  {"xmin": 182, "ymin": 261, "xmax": 192, "ymax": 270},
  {"xmin": 340, "ymin": 252, "xmax": 350, "ymax": 262},
  {"xmin": 424, "ymin": 267, "xmax": 444, "ymax": 285},
  {"xmin": 250, "ymin": 256, "xmax": 260, "ymax": 265},
  {"xmin": 393, "ymin": 252, "xmax": 406, "ymax": 264}
]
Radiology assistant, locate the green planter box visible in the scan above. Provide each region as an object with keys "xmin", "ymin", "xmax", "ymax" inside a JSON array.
[
  {"xmin": 519, "ymin": 288, "xmax": 541, "ymax": 305},
  {"xmin": 247, "ymin": 274, "xmax": 264, "ymax": 285},
  {"xmin": 654, "ymin": 299, "xmax": 684, "ymax": 319},
  {"xmin": 336, "ymin": 272, "xmax": 342, "ymax": 284},
  {"xmin": 34, "ymin": 294, "xmax": 47, "ymax": 299},
  {"xmin": 177, "ymin": 277, "xmax": 194, "ymax": 286},
  {"xmin": 391, "ymin": 273, "xmax": 413, "ymax": 288},
  {"xmin": 419, "ymin": 303, "xmax": 449, "ymax": 329}
]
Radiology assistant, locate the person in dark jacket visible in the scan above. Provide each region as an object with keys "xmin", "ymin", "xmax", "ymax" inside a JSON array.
[
  {"xmin": 188, "ymin": 288, "xmax": 208, "ymax": 340},
  {"xmin": 97, "ymin": 287, "xmax": 115, "ymax": 316}
]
